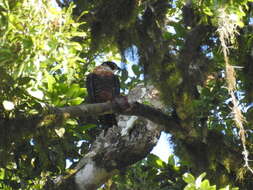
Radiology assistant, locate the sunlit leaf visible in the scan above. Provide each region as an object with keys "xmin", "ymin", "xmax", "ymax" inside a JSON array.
[
  {"xmin": 2, "ymin": 100, "xmax": 14, "ymax": 110},
  {"xmin": 70, "ymin": 42, "xmax": 82, "ymax": 51},
  {"xmin": 79, "ymin": 124, "xmax": 97, "ymax": 130},
  {"xmin": 200, "ymin": 179, "xmax": 211, "ymax": 189},
  {"xmin": 69, "ymin": 97, "xmax": 84, "ymax": 105},
  {"xmin": 195, "ymin": 172, "xmax": 206, "ymax": 188},
  {"xmin": 0, "ymin": 168, "xmax": 5, "ymax": 179},
  {"xmin": 55, "ymin": 128, "xmax": 66, "ymax": 137},
  {"xmin": 203, "ymin": 7, "xmax": 213, "ymax": 16},
  {"xmin": 45, "ymin": 73, "xmax": 56, "ymax": 92},
  {"xmin": 184, "ymin": 184, "xmax": 196, "ymax": 190},
  {"xmin": 155, "ymin": 159, "xmax": 165, "ymax": 168},
  {"xmin": 183, "ymin": 173, "xmax": 195, "ymax": 184}
]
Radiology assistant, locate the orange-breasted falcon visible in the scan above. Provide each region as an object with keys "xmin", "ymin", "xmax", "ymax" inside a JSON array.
[{"xmin": 86, "ymin": 61, "xmax": 120, "ymax": 130}]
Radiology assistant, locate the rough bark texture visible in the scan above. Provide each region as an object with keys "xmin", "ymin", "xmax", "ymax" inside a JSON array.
[
  {"xmin": 45, "ymin": 85, "xmax": 164, "ymax": 190},
  {"xmin": 74, "ymin": 119, "xmax": 160, "ymax": 190}
]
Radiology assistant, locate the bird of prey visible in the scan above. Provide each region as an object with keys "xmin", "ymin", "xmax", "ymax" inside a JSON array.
[{"xmin": 86, "ymin": 61, "xmax": 120, "ymax": 131}]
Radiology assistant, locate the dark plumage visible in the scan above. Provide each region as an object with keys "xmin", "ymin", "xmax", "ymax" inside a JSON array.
[{"xmin": 86, "ymin": 61, "xmax": 120, "ymax": 130}]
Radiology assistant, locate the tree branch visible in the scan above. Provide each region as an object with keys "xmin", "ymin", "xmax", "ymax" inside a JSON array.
[{"xmin": 44, "ymin": 86, "xmax": 167, "ymax": 190}]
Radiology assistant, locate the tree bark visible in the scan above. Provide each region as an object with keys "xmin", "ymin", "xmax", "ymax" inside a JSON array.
[{"xmin": 44, "ymin": 85, "xmax": 167, "ymax": 190}]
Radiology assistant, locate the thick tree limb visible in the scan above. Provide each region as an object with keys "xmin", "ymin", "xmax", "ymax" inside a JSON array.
[
  {"xmin": 54, "ymin": 102, "xmax": 118, "ymax": 119},
  {"xmin": 0, "ymin": 90, "xmax": 182, "ymax": 153},
  {"xmin": 52, "ymin": 100, "xmax": 186, "ymax": 138},
  {"xmin": 44, "ymin": 86, "xmax": 164, "ymax": 190},
  {"xmin": 46, "ymin": 115, "xmax": 160, "ymax": 190}
]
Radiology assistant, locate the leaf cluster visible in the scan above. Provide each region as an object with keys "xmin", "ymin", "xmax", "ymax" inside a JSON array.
[{"xmin": 0, "ymin": 1, "xmax": 93, "ymax": 189}]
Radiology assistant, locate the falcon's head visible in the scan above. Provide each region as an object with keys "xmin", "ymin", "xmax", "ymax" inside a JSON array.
[{"xmin": 102, "ymin": 61, "xmax": 120, "ymax": 71}]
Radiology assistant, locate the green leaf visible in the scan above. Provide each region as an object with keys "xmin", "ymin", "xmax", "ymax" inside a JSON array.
[
  {"xmin": 23, "ymin": 37, "xmax": 33, "ymax": 49},
  {"xmin": 219, "ymin": 185, "xmax": 239, "ymax": 190},
  {"xmin": 155, "ymin": 159, "xmax": 165, "ymax": 168},
  {"xmin": 0, "ymin": 168, "xmax": 5, "ymax": 179},
  {"xmin": 147, "ymin": 154, "xmax": 165, "ymax": 168},
  {"xmin": 45, "ymin": 73, "xmax": 56, "ymax": 92},
  {"xmin": 237, "ymin": 21, "xmax": 244, "ymax": 28},
  {"xmin": 184, "ymin": 184, "xmax": 196, "ymax": 190},
  {"xmin": 200, "ymin": 179, "xmax": 211, "ymax": 189},
  {"xmin": 132, "ymin": 64, "xmax": 141, "ymax": 76},
  {"xmin": 70, "ymin": 42, "xmax": 82, "ymax": 51},
  {"xmin": 69, "ymin": 97, "xmax": 83, "ymax": 105},
  {"xmin": 66, "ymin": 119, "xmax": 78, "ymax": 125},
  {"xmin": 80, "ymin": 124, "xmax": 97, "ymax": 130},
  {"xmin": 58, "ymin": 83, "xmax": 68, "ymax": 93},
  {"xmin": 183, "ymin": 173, "xmax": 195, "ymax": 184},
  {"xmin": 72, "ymin": 32, "xmax": 87, "ymax": 37},
  {"xmin": 203, "ymin": 7, "xmax": 213, "ymax": 16},
  {"xmin": 220, "ymin": 185, "xmax": 230, "ymax": 190},
  {"xmin": 168, "ymin": 155, "xmax": 175, "ymax": 166},
  {"xmin": 66, "ymin": 84, "xmax": 81, "ymax": 97},
  {"xmin": 78, "ymin": 88, "xmax": 86, "ymax": 96},
  {"xmin": 195, "ymin": 173, "xmax": 206, "ymax": 188}
]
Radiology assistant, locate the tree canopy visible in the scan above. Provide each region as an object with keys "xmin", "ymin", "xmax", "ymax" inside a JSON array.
[{"xmin": 1, "ymin": 0, "xmax": 253, "ymax": 189}]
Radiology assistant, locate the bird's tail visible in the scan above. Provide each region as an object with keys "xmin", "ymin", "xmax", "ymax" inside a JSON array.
[{"xmin": 99, "ymin": 114, "xmax": 117, "ymax": 131}]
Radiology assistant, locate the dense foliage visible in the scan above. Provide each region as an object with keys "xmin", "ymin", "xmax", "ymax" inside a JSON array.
[
  {"xmin": 1, "ymin": 0, "xmax": 253, "ymax": 189},
  {"xmin": 103, "ymin": 154, "xmax": 238, "ymax": 190},
  {"xmin": 0, "ymin": 1, "xmax": 89, "ymax": 188}
]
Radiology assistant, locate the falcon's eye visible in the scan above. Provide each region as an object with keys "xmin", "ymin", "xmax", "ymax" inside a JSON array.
[
  {"xmin": 102, "ymin": 61, "xmax": 119, "ymax": 70},
  {"xmin": 111, "ymin": 65, "xmax": 117, "ymax": 70}
]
